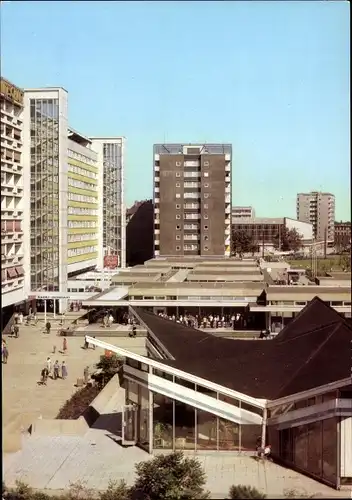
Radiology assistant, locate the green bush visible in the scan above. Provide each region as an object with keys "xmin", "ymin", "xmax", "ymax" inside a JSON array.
[
  {"xmin": 229, "ymin": 484, "xmax": 266, "ymax": 499},
  {"xmin": 98, "ymin": 480, "xmax": 131, "ymax": 500},
  {"xmin": 92, "ymin": 354, "xmax": 123, "ymax": 388},
  {"xmin": 132, "ymin": 451, "xmax": 209, "ymax": 499},
  {"xmin": 56, "ymin": 384, "xmax": 101, "ymax": 419}
]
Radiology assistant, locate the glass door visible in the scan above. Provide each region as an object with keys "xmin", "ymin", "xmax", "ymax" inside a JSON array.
[{"xmin": 122, "ymin": 404, "xmax": 137, "ymax": 446}]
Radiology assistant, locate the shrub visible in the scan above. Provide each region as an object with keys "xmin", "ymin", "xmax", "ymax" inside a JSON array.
[
  {"xmin": 132, "ymin": 451, "xmax": 209, "ymax": 499},
  {"xmin": 56, "ymin": 384, "xmax": 101, "ymax": 419},
  {"xmin": 98, "ymin": 480, "xmax": 131, "ymax": 500},
  {"xmin": 229, "ymin": 485, "xmax": 266, "ymax": 499},
  {"xmin": 92, "ymin": 354, "xmax": 123, "ymax": 388}
]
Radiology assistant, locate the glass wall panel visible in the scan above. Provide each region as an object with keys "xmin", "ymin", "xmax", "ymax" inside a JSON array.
[
  {"xmin": 240, "ymin": 424, "xmax": 262, "ymax": 451},
  {"xmin": 195, "ymin": 384, "xmax": 217, "ymax": 400},
  {"xmin": 294, "ymin": 425, "xmax": 308, "ymax": 470},
  {"xmin": 175, "ymin": 377, "xmax": 195, "ymax": 391},
  {"xmin": 307, "ymin": 421, "xmax": 323, "ymax": 477},
  {"xmin": 127, "ymin": 380, "xmax": 139, "ymax": 405},
  {"xmin": 138, "ymin": 385, "xmax": 149, "ymax": 451},
  {"xmin": 218, "ymin": 417, "xmax": 239, "ymax": 450},
  {"xmin": 153, "ymin": 392, "xmax": 173, "ymax": 449},
  {"xmin": 218, "ymin": 393, "xmax": 239, "ymax": 407},
  {"xmin": 279, "ymin": 427, "xmax": 293, "ymax": 463},
  {"xmin": 174, "ymin": 400, "xmax": 195, "ymax": 450},
  {"xmin": 196, "ymin": 408, "xmax": 218, "ymax": 450},
  {"xmin": 322, "ymin": 418, "xmax": 337, "ymax": 484},
  {"xmin": 241, "ymin": 401, "xmax": 263, "ymax": 417}
]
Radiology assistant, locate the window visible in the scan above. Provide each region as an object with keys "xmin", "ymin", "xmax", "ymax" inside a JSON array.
[
  {"xmin": 176, "ymin": 215, "xmax": 181, "ymax": 219},
  {"xmin": 204, "ymin": 246, "xmax": 209, "ymax": 251},
  {"xmin": 204, "ymin": 235, "xmax": 209, "ymax": 241},
  {"xmin": 204, "ymin": 193, "xmax": 209, "ymax": 198},
  {"xmin": 204, "ymin": 204, "xmax": 208, "ymax": 209},
  {"xmin": 204, "ymin": 183, "xmax": 209, "ymax": 188},
  {"xmin": 176, "ymin": 235, "xmax": 180, "ymax": 240},
  {"xmin": 176, "ymin": 204, "xmax": 181, "ymax": 209},
  {"xmin": 176, "ymin": 246, "xmax": 181, "ymax": 251},
  {"xmin": 204, "ymin": 172, "xmax": 209, "ymax": 177},
  {"xmin": 176, "ymin": 172, "xmax": 181, "ymax": 177},
  {"xmin": 204, "ymin": 225, "xmax": 208, "ymax": 230},
  {"xmin": 176, "ymin": 225, "xmax": 180, "ymax": 230},
  {"xmin": 204, "ymin": 214, "xmax": 208, "ymax": 219},
  {"xmin": 176, "ymin": 161, "xmax": 181, "ymax": 166},
  {"xmin": 176, "ymin": 193, "xmax": 181, "ymax": 199},
  {"xmin": 176, "ymin": 183, "xmax": 180, "ymax": 187},
  {"xmin": 204, "ymin": 161, "xmax": 209, "ymax": 166}
]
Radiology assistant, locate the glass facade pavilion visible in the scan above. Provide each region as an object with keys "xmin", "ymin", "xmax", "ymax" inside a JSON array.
[{"xmin": 86, "ymin": 335, "xmax": 352, "ymax": 491}]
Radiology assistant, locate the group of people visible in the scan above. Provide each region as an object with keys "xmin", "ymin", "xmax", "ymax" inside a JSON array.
[
  {"xmin": 41, "ymin": 357, "xmax": 68, "ymax": 385},
  {"xmin": 157, "ymin": 312, "xmax": 249, "ymax": 330}
]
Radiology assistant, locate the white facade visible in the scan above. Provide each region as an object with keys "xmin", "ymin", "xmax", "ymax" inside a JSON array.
[
  {"xmin": 285, "ymin": 217, "xmax": 313, "ymax": 241},
  {"xmin": 23, "ymin": 88, "xmax": 69, "ymax": 312},
  {"xmin": 90, "ymin": 137, "xmax": 126, "ymax": 270},
  {"xmin": 232, "ymin": 206, "xmax": 255, "ymax": 220},
  {"xmin": 1, "ymin": 78, "xmax": 30, "ymax": 308}
]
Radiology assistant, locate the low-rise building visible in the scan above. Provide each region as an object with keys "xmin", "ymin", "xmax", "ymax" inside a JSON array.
[
  {"xmin": 334, "ymin": 221, "xmax": 351, "ymax": 248},
  {"xmin": 232, "ymin": 205, "xmax": 255, "ymax": 220}
]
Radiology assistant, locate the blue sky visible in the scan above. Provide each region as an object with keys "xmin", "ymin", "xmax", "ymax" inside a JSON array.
[{"xmin": 1, "ymin": 1, "xmax": 350, "ymax": 219}]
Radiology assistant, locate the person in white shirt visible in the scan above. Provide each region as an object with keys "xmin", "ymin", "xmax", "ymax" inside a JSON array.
[{"xmin": 46, "ymin": 357, "xmax": 52, "ymax": 374}]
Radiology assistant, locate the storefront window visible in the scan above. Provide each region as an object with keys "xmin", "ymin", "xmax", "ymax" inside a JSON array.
[
  {"xmin": 322, "ymin": 418, "xmax": 337, "ymax": 484},
  {"xmin": 153, "ymin": 392, "xmax": 173, "ymax": 449},
  {"xmin": 307, "ymin": 421, "xmax": 322, "ymax": 477},
  {"xmin": 294, "ymin": 425, "xmax": 308, "ymax": 470},
  {"xmin": 218, "ymin": 417, "xmax": 239, "ymax": 450},
  {"xmin": 196, "ymin": 408, "xmax": 218, "ymax": 450},
  {"xmin": 240, "ymin": 424, "xmax": 262, "ymax": 451},
  {"xmin": 174, "ymin": 400, "xmax": 195, "ymax": 450},
  {"xmin": 138, "ymin": 385, "xmax": 149, "ymax": 451},
  {"xmin": 127, "ymin": 380, "xmax": 139, "ymax": 405}
]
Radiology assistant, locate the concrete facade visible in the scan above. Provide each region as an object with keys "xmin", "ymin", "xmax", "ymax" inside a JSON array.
[
  {"xmin": 154, "ymin": 144, "xmax": 232, "ymax": 258},
  {"xmin": 296, "ymin": 191, "xmax": 335, "ymax": 243}
]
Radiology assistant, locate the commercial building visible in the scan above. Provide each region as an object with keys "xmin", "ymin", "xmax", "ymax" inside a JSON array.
[
  {"xmin": 232, "ymin": 217, "xmax": 313, "ymax": 251},
  {"xmin": 1, "ymin": 78, "xmax": 30, "ymax": 310},
  {"xmin": 153, "ymin": 144, "xmax": 232, "ymax": 258},
  {"xmin": 334, "ymin": 221, "xmax": 351, "ymax": 249},
  {"xmin": 296, "ymin": 191, "xmax": 335, "ymax": 243},
  {"xmin": 232, "ymin": 206, "xmax": 255, "ymax": 220},
  {"xmin": 87, "ymin": 296, "xmax": 352, "ymax": 489},
  {"xmin": 90, "ymin": 137, "xmax": 126, "ymax": 270}
]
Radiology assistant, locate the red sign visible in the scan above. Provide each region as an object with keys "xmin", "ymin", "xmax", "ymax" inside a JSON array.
[{"xmin": 104, "ymin": 254, "xmax": 119, "ymax": 269}]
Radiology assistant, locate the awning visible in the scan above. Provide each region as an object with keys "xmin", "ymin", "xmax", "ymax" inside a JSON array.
[
  {"xmin": 7, "ymin": 267, "xmax": 17, "ymax": 279},
  {"xmin": 16, "ymin": 266, "xmax": 24, "ymax": 277}
]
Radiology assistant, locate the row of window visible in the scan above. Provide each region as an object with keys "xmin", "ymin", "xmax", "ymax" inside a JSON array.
[
  {"xmin": 175, "ymin": 192, "xmax": 210, "ymax": 199},
  {"xmin": 68, "ymin": 233, "xmax": 97, "ymax": 243},
  {"xmin": 269, "ymin": 300, "xmax": 350, "ymax": 307},
  {"xmin": 175, "ymin": 224, "xmax": 210, "ymax": 231},
  {"xmin": 130, "ymin": 295, "xmax": 247, "ymax": 301},
  {"xmin": 175, "ymin": 234, "xmax": 210, "ymax": 241},
  {"xmin": 68, "ymin": 221, "xmax": 97, "ymax": 228},
  {"xmin": 68, "ymin": 245, "xmax": 98, "ymax": 257},
  {"xmin": 68, "ymin": 177, "xmax": 97, "ymax": 192},
  {"xmin": 68, "ymin": 207, "xmax": 97, "ymax": 216},
  {"xmin": 68, "ymin": 149, "xmax": 96, "ymax": 168},
  {"xmin": 68, "ymin": 192, "xmax": 97, "ymax": 204},
  {"xmin": 68, "ymin": 162, "xmax": 97, "ymax": 180},
  {"xmin": 173, "ymin": 160, "xmax": 211, "ymax": 167},
  {"xmin": 176, "ymin": 214, "xmax": 210, "ymax": 220}
]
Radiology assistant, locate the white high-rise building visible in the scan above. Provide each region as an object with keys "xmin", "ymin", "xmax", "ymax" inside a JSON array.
[
  {"xmin": 1, "ymin": 78, "xmax": 30, "ymax": 309},
  {"xmin": 90, "ymin": 137, "xmax": 126, "ymax": 269}
]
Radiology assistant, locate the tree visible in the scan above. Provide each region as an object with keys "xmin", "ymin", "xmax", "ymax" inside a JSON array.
[
  {"xmin": 131, "ymin": 451, "xmax": 210, "ymax": 500},
  {"xmin": 229, "ymin": 485, "xmax": 266, "ymax": 499},
  {"xmin": 273, "ymin": 227, "xmax": 303, "ymax": 252},
  {"xmin": 92, "ymin": 354, "xmax": 124, "ymax": 388},
  {"xmin": 232, "ymin": 230, "xmax": 258, "ymax": 256}
]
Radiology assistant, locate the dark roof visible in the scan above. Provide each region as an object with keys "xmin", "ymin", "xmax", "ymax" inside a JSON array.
[{"xmin": 132, "ymin": 297, "xmax": 352, "ymax": 400}]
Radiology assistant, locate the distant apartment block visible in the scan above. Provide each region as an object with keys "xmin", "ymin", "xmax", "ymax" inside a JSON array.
[
  {"xmin": 334, "ymin": 221, "xmax": 351, "ymax": 248},
  {"xmin": 1, "ymin": 78, "xmax": 30, "ymax": 309},
  {"xmin": 232, "ymin": 206, "xmax": 255, "ymax": 220},
  {"xmin": 296, "ymin": 191, "xmax": 335, "ymax": 243},
  {"xmin": 153, "ymin": 143, "xmax": 232, "ymax": 257},
  {"xmin": 233, "ymin": 217, "xmax": 313, "ymax": 246}
]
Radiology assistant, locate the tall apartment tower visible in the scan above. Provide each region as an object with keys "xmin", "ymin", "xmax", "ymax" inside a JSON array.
[
  {"xmin": 90, "ymin": 138, "xmax": 126, "ymax": 269},
  {"xmin": 296, "ymin": 191, "xmax": 335, "ymax": 243},
  {"xmin": 153, "ymin": 143, "xmax": 232, "ymax": 257},
  {"xmin": 1, "ymin": 78, "xmax": 30, "ymax": 310}
]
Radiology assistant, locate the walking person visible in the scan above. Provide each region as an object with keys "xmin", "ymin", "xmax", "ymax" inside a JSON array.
[
  {"xmin": 62, "ymin": 337, "xmax": 67, "ymax": 354},
  {"xmin": 53, "ymin": 360, "xmax": 60, "ymax": 380},
  {"xmin": 14, "ymin": 324, "xmax": 19, "ymax": 338},
  {"xmin": 46, "ymin": 357, "xmax": 52, "ymax": 375},
  {"xmin": 61, "ymin": 361, "xmax": 67, "ymax": 380},
  {"xmin": 2, "ymin": 345, "xmax": 9, "ymax": 364},
  {"xmin": 46, "ymin": 321, "xmax": 51, "ymax": 334},
  {"xmin": 19, "ymin": 312, "xmax": 24, "ymax": 325},
  {"xmin": 41, "ymin": 367, "xmax": 49, "ymax": 385},
  {"xmin": 83, "ymin": 365, "xmax": 89, "ymax": 385}
]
